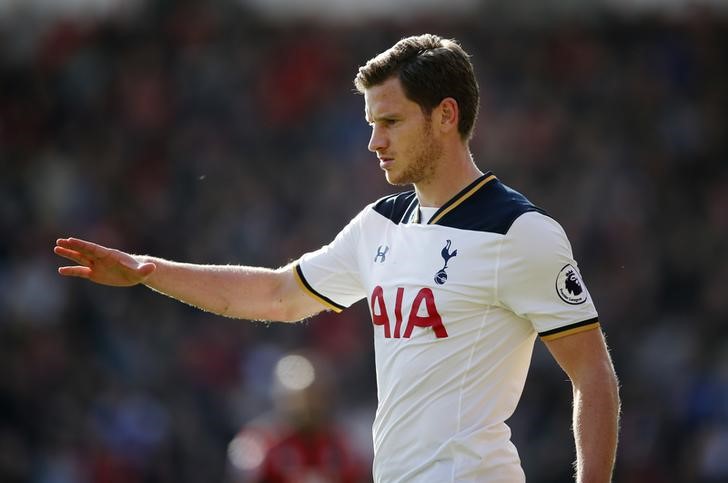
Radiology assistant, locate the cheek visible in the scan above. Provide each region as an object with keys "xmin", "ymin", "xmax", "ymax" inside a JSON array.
[{"xmin": 398, "ymin": 127, "xmax": 421, "ymax": 150}]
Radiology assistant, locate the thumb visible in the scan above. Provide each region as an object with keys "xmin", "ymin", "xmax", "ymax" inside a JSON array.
[
  {"xmin": 138, "ymin": 262, "xmax": 156, "ymax": 277},
  {"xmin": 118, "ymin": 256, "xmax": 156, "ymax": 275}
]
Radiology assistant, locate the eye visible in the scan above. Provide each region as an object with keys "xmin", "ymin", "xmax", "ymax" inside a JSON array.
[{"xmin": 368, "ymin": 118, "xmax": 399, "ymax": 128}]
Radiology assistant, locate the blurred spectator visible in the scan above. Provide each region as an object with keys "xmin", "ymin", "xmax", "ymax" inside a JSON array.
[{"xmin": 227, "ymin": 352, "xmax": 367, "ymax": 482}]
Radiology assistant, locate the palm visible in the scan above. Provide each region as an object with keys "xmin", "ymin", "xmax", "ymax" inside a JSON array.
[{"xmin": 54, "ymin": 238, "xmax": 156, "ymax": 287}]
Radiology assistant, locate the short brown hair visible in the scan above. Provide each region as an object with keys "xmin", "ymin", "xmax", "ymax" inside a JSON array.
[{"xmin": 354, "ymin": 34, "xmax": 480, "ymax": 141}]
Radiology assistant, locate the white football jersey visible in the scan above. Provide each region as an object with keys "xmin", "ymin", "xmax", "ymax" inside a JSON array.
[{"xmin": 295, "ymin": 173, "xmax": 599, "ymax": 482}]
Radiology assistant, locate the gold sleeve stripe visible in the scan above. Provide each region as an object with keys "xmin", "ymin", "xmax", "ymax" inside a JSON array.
[
  {"xmin": 293, "ymin": 264, "xmax": 344, "ymax": 313},
  {"xmin": 540, "ymin": 322, "xmax": 600, "ymax": 341},
  {"xmin": 429, "ymin": 174, "xmax": 496, "ymax": 225},
  {"xmin": 539, "ymin": 319, "xmax": 600, "ymax": 341}
]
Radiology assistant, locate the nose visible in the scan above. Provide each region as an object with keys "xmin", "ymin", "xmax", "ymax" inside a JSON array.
[{"xmin": 368, "ymin": 124, "xmax": 387, "ymax": 153}]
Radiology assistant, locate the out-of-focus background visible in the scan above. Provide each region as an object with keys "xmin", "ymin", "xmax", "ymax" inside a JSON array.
[{"xmin": 1, "ymin": 0, "xmax": 727, "ymax": 481}]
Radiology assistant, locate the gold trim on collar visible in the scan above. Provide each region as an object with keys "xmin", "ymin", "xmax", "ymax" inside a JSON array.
[{"xmin": 429, "ymin": 174, "xmax": 496, "ymax": 225}]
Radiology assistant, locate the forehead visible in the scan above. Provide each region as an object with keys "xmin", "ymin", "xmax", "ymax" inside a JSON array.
[{"xmin": 364, "ymin": 77, "xmax": 420, "ymax": 120}]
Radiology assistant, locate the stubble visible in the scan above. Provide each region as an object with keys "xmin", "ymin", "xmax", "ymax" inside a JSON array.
[{"xmin": 389, "ymin": 122, "xmax": 443, "ymax": 186}]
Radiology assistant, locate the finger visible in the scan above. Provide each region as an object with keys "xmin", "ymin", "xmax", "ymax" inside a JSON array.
[
  {"xmin": 117, "ymin": 258, "xmax": 155, "ymax": 277},
  {"xmin": 56, "ymin": 237, "xmax": 104, "ymax": 254},
  {"xmin": 138, "ymin": 262, "xmax": 156, "ymax": 277},
  {"xmin": 58, "ymin": 266, "xmax": 92, "ymax": 278},
  {"xmin": 118, "ymin": 255, "xmax": 140, "ymax": 270},
  {"xmin": 57, "ymin": 238, "xmax": 109, "ymax": 258},
  {"xmin": 54, "ymin": 246, "xmax": 91, "ymax": 266}
]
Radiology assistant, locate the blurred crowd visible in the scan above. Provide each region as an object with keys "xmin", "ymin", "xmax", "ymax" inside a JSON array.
[{"xmin": 1, "ymin": 1, "xmax": 727, "ymax": 482}]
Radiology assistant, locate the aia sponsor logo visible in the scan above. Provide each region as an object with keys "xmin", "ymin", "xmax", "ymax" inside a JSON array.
[{"xmin": 370, "ymin": 286, "xmax": 448, "ymax": 338}]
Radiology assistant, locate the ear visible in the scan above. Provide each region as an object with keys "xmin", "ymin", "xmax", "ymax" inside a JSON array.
[{"xmin": 435, "ymin": 97, "xmax": 459, "ymax": 135}]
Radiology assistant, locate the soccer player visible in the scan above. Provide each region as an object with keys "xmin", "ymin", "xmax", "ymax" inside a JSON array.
[{"xmin": 55, "ymin": 34, "xmax": 620, "ymax": 482}]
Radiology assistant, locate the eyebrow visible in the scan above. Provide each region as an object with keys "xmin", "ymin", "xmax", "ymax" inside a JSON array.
[{"xmin": 366, "ymin": 113, "xmax": 400, "ymax": 124}]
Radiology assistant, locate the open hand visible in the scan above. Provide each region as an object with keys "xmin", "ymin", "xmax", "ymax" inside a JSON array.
[{"xmin": 54, "ymin": 238, "xmax": 156, "ymax": 287}]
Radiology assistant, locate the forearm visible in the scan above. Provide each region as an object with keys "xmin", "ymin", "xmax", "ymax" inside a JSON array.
[
  {"xmin": 140, "ymin": 256, "xmax": 293, "ymax": 322},
  {"xmin": 572, "ymin": 366, "xmax": 620, "ymax": 483}
]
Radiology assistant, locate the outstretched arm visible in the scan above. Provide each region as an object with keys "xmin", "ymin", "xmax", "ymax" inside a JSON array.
[
  {"xmin": 54, "ymin": 237, "xmax": 326, "ymax": 322},
  {"xmin": 543, "ymin": 328, "xmax": 620, "ymax": 483}
]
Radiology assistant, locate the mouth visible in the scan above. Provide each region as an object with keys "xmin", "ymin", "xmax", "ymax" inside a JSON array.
[{"xmin": 378, "ymin": 156, "xmax": 394, "ymax": 169}]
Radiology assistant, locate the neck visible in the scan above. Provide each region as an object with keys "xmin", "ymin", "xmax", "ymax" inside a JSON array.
[{"xmin": 414, "ymin": 147, "xmax": 483, "ymax": 207}]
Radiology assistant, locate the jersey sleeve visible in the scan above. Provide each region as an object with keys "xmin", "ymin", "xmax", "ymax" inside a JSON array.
[
  {"xmin": 497, "ymin": 211, "xmax": 599, "ymax": 340},
  {"xmin": 293, "ymin": 208, "xmax": 368, "ymax": 312}
]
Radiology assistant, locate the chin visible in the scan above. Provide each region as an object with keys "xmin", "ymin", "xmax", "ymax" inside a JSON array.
[{"xmin": 385, "ymin": 172, "xmax": 410, "ymax": 186}]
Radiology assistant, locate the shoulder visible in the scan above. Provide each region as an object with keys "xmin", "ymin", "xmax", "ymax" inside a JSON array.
[
  {"xmin": 508, "ymin": 208, "xmax": 562, "ymax": 235},
  {"xmin": 437, "ymin": 176, "xmax": 547, "ymax": 234},
  {"xmin": 507, "ymin": 211, "xmax": 568, "ymax": 246},
  {"xmin": 503, "ymin": 211, "xmax": 575, "ymax": 274}
]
